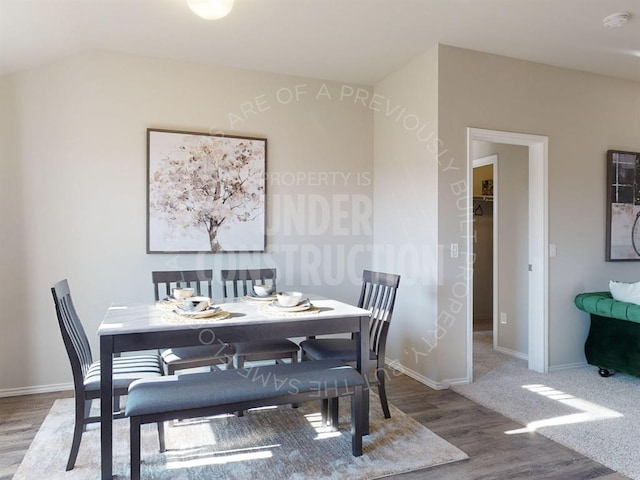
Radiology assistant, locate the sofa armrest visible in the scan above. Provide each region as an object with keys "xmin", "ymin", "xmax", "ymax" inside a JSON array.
[{"xmin": 574, "ymin": 291, "xmax": 640, "ymax": 324}]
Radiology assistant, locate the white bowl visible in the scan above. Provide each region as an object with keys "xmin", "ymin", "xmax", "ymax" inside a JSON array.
[
  {"xmin": 253, "ymin": 284, "xmax": 275, "ymax": 297},
  {"xmin": 276, "ymin": 291, "xmax": 303, "ymax": 307},
  {"xmin": 182, "ymin": 296, "xmax": 211, "ymax": 312},
  {"xmin": 172, "ymin": 288, "xmax": 194, "ymax": 300}
]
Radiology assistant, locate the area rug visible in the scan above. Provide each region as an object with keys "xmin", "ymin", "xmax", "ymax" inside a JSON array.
[
  {"xmin": 14, "ymin": 394, "xmax": 467, "ymax": 480},
  {"xmin": 452, "ymin": 334, "xmax": 640, "ymax": 479}
]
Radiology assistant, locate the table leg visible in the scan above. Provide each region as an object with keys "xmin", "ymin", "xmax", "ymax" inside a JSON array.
[
  {"xmin": 357, "ymin": 315, "xmax": 370, "ymax": 435},
  {"xmin": 100, "ymin": 335, "xmax": 113, "ymax": 480}
]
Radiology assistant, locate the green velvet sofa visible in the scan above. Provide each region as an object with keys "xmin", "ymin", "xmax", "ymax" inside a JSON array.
[{"xmin": 574, "ymin": 291, "xmax": 640, "ymax": 377}]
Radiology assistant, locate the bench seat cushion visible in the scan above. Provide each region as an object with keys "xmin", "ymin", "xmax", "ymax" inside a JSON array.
[{"xmin": 125, "ymin": 359, "xmax": 363, "ymax": 417}]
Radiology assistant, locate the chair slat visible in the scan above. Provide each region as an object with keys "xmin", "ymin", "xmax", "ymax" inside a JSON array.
[
  {"xmin": 220, "ymin": 268, "xmax": 277, "ymax": 299},
  {"xmin": 151, "ymin": 270, "xmax": 214, "ymax": 301}
]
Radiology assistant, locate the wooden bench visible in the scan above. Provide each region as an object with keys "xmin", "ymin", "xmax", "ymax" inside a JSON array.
[{"xmin": 125, "ymin": 359, "xmax": 365, "ymax": 480}]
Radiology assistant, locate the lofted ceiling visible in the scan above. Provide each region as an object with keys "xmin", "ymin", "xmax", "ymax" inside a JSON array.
[{"xmin": 1, "ymin": 0, "xmax": 639, "ymax": 85}]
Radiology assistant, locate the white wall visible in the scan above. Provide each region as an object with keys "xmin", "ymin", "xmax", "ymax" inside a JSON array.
[
  {"xmin": 373, "ymin": 47, "xmax": 440, "ymax": 384},
  {"xmin": 0, "ymin": 51, "xmax": 374, "ymax": 392},
  {"xmin": 438, "ymin": 44, "xmax": 640, "ymax": 376}
]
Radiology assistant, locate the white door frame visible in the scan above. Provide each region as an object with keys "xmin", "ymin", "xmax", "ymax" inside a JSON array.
[{"xmin": 466, "ymin": 128, "xmax": 549, "ymax": 380}]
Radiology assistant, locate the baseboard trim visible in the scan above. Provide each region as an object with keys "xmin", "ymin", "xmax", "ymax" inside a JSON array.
[
  {"xmin": 495, "ymin": 345, "xmax": 528, "ymax": 360},
  {"xmin": 549, "ymin": 361, "xmax": 589, "ymax": 372},
  {"xmin": 0, "ymin": 382, "xmax": 73, "ymax": 398},
  {"xmin": 385, "ymin": 360, "xmax": 454, "ymax": 390}
]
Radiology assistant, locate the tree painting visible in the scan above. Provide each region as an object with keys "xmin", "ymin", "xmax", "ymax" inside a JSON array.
[{"xmin": 148, "ymin": 130, "xmax": 266, "ymax": 253}]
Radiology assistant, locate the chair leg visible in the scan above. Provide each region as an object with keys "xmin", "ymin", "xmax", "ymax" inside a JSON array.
[
  {"xmin": 351, "ymin": 387, "xmax": 363, "ymax": 456},
  {"xmin": 157, "ymin": 421, "xmax": 166, "ymax": 453},
  {"xmin": 66, "ymin": 395, "xmax": 86, "ymax": 471},
  {"xmin": 320, "ymin": 398, "xmax": 329, "ymax": 426},
  {"xmin": 236, "ymin": 355, "xmax": 245, "ymax": 417},
  {"xmin": 130, "ymin": 417, "xmax": 141, "ymax": 480},
  {"xmin": 82, "ymin": 399, "xmax": 91, "ymax": 432},
  {"xmin": 291, "ymin": 352, "xmax": 299, "ymax": 409},
  {"xmin": 377, "ymin": 369, "xmax": 391, "ymax": 419},
  {"xmin": 329, "ymin": 397, "xmax": 339, "ymax": 431}
]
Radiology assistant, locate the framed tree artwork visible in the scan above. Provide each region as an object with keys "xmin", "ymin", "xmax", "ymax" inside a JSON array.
[
  {"xmin": 147, "ymin": 128, "xmax": 266, "ymax": 253},
  {"xmin": 606, "ymin": 149, "xmax": 640, "ymax": 261}
]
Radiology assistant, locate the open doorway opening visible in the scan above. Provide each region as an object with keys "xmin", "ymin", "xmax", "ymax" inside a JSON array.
[
  {"xmin": 472, "ymin": 154, "xmax": 495, "ymax": 335},
  {"xmin": 466, "ymin": 128, "xmax": 549, "ymax": 382}
]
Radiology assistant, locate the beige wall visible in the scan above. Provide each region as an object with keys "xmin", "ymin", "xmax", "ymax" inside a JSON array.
[
  {"xmin": 0, "ymin": 51, "xmax": 374, "ymax": 392},
  {"xmin": 5, "ymin": 42, "xmax": 640, "ymax": 392},
  {"xmin": 493, "ymin": 143, "xmax": 529, "ymax": 355},
  {"xmin": 438, "ymin": 44, "xmax": 640, "ymax": 377},
  {"xmin": 373, "ymin": 47, "xmax": 440, "ymax": 383}
]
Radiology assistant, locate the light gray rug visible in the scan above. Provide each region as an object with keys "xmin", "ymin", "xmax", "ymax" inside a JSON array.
[
  {"xmin": 453, "ymin": 334, "xmax": 637, "ymax": 479},
  {"xmin": 14, "ymin": 394, "xmax": 467, "ymax": 480}
]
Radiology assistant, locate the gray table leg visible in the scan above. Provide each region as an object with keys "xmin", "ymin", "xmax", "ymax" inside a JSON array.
[
  {"xmin": 100, "ymin": 335, "xmax": 113, "ymax": 480},
  {"xmin": 357, "ymin": 314, "xmax": 370, "ymax": 435}
]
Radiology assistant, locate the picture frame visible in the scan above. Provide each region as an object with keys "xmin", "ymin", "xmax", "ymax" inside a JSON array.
[
  {"xmin": 606, "ymin": 149, "xmax": 640, "ymax": 261},
  {"xmin": 147, "ymin": 128, "xmax": 266, "ymax": 254}
]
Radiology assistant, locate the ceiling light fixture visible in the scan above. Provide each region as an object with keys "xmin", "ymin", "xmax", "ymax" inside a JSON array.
[
  {"xmin": 602, "ymin": 12, "xmax": 630, "ymax": 28},
  {"xmin": 187, "ymin": 0, "xmax": 234, "ymax": 20}
]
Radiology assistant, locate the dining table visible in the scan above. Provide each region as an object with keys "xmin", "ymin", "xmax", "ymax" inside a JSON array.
[{"xmin": 98, "ymin": 295, "xmax": 373, "ymax": 480}]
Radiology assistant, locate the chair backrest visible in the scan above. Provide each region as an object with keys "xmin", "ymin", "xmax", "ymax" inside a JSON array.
[
  {"xmin": 220, "ymin": 268, "xmax": 277, "ymax": 298},
  {"xmin": 358, "ymin": 270, "xmax": 401, "ymax": 359},
  {"xmin": 151, "ymin": 270, "xmax": 214, "ymax": 301},
  {"xmin": 51, "ymin": 279, "xmax": 93, "ymax": 393}
]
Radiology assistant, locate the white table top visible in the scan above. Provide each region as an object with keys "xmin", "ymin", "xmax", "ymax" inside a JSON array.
[{"xmin": 98, "ymin": 297, "xmax": 370, "ymax": 336}]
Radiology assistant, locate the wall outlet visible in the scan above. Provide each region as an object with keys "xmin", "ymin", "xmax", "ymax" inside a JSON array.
[
  {"xmin": 450, "ymin": 243, "xmax": 459, "ymax": 258},
  {"xmin": 500, "ymin": 312, "xmax": 507, "ymax": 325}
]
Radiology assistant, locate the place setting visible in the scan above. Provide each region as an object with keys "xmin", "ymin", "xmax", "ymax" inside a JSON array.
[
  {"xmin": 158, "ymin": 287, "xmax": 230, "ymax": 320},
  {"xmin": 260, "ymin": 291, "xmax": 319, "ymax": 316},
  {"xmin": 241, "ymin": 283, "xmax": 278, "ymax": 303}
]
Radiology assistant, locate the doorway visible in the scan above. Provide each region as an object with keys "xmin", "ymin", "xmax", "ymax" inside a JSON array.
[
  {"xmin": 466, "ymin": 128, "xmax": 549, "ymax": 381},
  {"xmin": 472, "ymin": 154, "xmax": 496, "ymax": 335}
]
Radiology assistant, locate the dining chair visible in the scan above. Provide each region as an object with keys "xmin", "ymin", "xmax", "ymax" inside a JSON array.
[
  {"xmin": 152, "ymin": 269, "xmax": 214, "ymax": 301},
  {"xmin": 152, "ymin": 270, "xmax": 234, "ymax": 374},
  {"xmin": 51, "ymin": 279, "xmax": 165, "ymax": 471},
  {"xmin": 220, "ymin": 268, "xmax": 300, "ymax": 369},
  {"xmin": 300, "ymin": 269, "xmax": 401, "ymax": 418}
]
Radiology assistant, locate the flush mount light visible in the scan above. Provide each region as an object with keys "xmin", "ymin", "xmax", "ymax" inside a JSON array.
[
  {"xmin": 187, "ymin": 0, "xmax": 234, "ymax": 20},
  {"xmin": 602, "ymin": 12, "xmax": 630, "ymax": 28}
]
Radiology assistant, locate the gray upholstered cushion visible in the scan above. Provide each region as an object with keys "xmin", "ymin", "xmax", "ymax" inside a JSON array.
[
  {"xmin": 233, "ymin": 339, "xmax": 299, "ymax": 356},
  {"xmin": 161, "ymin": 344, "xmax": 235, "ymax": 365},
  {"xmin": 300, "ymin": 339, "xmax": 377, "ymax": 362},
  {"xmin": 125, "ymin": 359, "xmax": 364, "ymax": 417},
  {"xmin": 84, "ymin": 354, "xmax": 162, "ymax": 391}
]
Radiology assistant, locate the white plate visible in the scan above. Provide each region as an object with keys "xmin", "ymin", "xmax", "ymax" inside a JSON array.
[
  {"xmin": 246, "ymin": 292, "xmax": 277, "ymax": 301},
  {"xmin": 174, "ymin": 306, "xmax": 221, "ymax": 317},
  {"xmin": 268, "ymin": 299, "xmax": 312, "ymax": 312}
]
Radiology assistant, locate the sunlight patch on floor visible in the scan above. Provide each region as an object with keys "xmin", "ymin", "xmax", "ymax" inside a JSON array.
[
  {"xmin": 166, "ymin": 444, "xmax": 277, "ymax": 468},
  {"xmin": 504, "ymin": 383, "xmax": 623, "ymax": 435}
]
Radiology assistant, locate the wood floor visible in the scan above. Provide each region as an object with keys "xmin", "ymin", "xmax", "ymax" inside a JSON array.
[{"xmin": 0, "ymin": 374, "xmax": 629, "ymax": 480}]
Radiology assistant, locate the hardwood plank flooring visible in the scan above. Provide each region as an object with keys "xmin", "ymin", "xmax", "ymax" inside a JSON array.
[
  {"xmin": 384, "ymin": 372, "xmax": 629, "ymax": 480},
  {"xmin": 0, "ymin": 376, "xmax": 629, "ymax": 480},
  {"xmin": 0, "ymin": 390, "xmax": 72, "ymax": 479}
]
